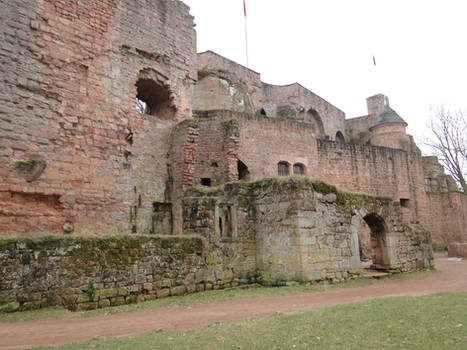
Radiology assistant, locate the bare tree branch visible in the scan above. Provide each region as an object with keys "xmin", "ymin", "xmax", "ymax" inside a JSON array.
[{"xmin": 426, "ymin": 107, "xmax": 467, "ymax": 193}]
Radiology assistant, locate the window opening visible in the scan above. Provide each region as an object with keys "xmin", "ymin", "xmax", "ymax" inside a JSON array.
[
  {"xmin": 237, "ymin": 159, "xmax": 250, "ymax": 180},
  {"xmin": 293, "ymin": 163, "xmax": 305, "ymax": 175},
  {"xmin": 201, "ymin": 178, "xmax": 212, "ymax": 187},
  {"xmin": 135, "ymin": 76, "xmax": 175, "ymax": 119},
  {"xmin": 278, "ymin": 162, "xmax": 289, "ymax": 176},
  {"xmin": 400, "ymin": 199, "xmax": 410, "ymax": 208},
  {"xmin": 335, "ymin": 131, "xmax": 345, "ymax": 143}
]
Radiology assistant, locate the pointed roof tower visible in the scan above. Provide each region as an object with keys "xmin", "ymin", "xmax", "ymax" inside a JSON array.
[{"xmin": 370, "ymin": 105, "xmax": 407, "ymax": 130}]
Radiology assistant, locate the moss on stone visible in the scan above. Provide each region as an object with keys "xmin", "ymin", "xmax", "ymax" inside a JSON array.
[
  {"xmin": 13, "ymin": 155, "xmax": 42, "ymax": 168},
  {"xmin": 206, "ymin": 251, "xmax": 220, "ymax": 265},
  {"xmin": 221, "ymin": 119, "xmax": 239, "ymax": 134},
  {"xmin": 312, "ymin": 180, "xmax": 338, "ymax": 196},
  {"xmin": 257, "ymin": 269, "xmax": 278, "ymax": 287},
  {"xmin": 0, "ymin": 239, "xmax": 15, "ymax": 253},
  {"xmin": 185, "ymin": 185, "xmax": 224, "ymax": 197},
  {"xmin": 0, "ymin": 302, "xmax": 20, "ymax": 313},
  {"xmin": 1, "ymin": 235, "xmax": 204, "ymax": 269}
]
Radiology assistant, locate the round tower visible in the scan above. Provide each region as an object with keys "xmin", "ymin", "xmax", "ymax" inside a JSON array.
[{"xmin": 369, "ymin": 104, "xmax": 410, "ymax": 151}]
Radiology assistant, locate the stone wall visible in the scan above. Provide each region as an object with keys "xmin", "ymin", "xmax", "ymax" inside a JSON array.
[
  {"xmin": 448, "ymin": 243, "xmax": 467, "ymax": 258},
  {"xmin": 0, "ymin": 0, "xmax": 196, "ymax": 236},
  {"xmin": 182, "ymin": 184, "xmax": 258, "ymax": 284},
  {"xmin": 194, "ymin": 51, "xmax": 346, "ymax": 140},
  {"xmin": 172, "ymin": 110, "xmax": 465, "ymax": 247},
  {"xmin": 0, "ymin": 178, "xmax": 434, "ymax": 313},
  {"xmin": 191, "ymin": 110, "xmax": 318, "ymax": 182},
  {"xmin": 0, "ymin": 235, "xmax": 242, "ymax": 312},
  {"xmin": 182, "ymin": 178, "xmax": 433, "ymax": 285},
  {"xmin": 261, "ymin": 83, "xmax": 346, "ymax": 140},
  {"xmin": 425, "ymin": 192, "xmax": 467, "ymax": 246},
  {"xmin": 344, "ymin": 115, "xmax": 374, "ymax": 144}
]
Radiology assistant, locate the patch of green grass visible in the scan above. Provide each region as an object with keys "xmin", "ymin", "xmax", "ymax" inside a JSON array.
[
  {"xmin": 0, "ymin": 279, "xmax": 371, "ymax": 323},
  {"xmin": 83, "ymin": 278, "xmax": 372, "ymax": 318},
  {"xmin": 32, "ymin": 293, "xmax": 467, "ymax": 350},
  {"xmin": 0, "ymin": 306, "xmax": 72, "ymax": 323},
  {"xmin": 391, "ymin": 268, "xmax": 439, "ymax": 280}
]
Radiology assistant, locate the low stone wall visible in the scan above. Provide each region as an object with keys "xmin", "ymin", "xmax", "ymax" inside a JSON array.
[
  {"xmin": 0, "ymin": 235, "xmax": 241, "ymax": 313},
  {"xmin": 448, "ymin": 243, "xmax": 467, "ymax": 258}
]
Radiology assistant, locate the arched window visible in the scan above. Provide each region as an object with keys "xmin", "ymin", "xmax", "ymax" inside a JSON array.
[
  {"xmin": 277, "ymin": 162, "xmax": 290, "ymax": 176},
  {"xmin": 260, "ymin": 108, "xmax": 267, "ymax": 116},
  {"xmin": 307, "ymin": 108, "xmax": 325, "ymax": 138},
  {"xmin": 293, "ymin": 163, "xmax": 305, "ymax": 175},
  {"xmin": 135, "ymin": 68, "xmax": 175, "ymax": 120},
  {"xmin": 335, "ymin": 131, "xmax": 345, "ymax": 143}
]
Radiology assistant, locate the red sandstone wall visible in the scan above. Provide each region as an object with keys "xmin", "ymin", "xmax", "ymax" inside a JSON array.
[
  {"xmin": 370, "ymin": 123, "xmax": 411, "ymax": 152},
  {"xmin": 194, "ymin": 52, "xmax": 346, "ymax": 141},
  {"xmin": 425, "ymin": 192, "xmax": 467, "ymax": 246},
  {"xmin": 316, "ymin": 141, "xmax": 408, "ymax": 198},
  {"xmin": 344, "ymin": 115, "xmax": 375, "ymax": 143},
  {"xmin": 0, "ymin": 0, "xmax": 196, "ymax": 236},
  {"xmin": 177, "ymin": 110, "xmax": 463, "ymax": 245},
  {"xmin": 261, "ymin": 83, "xmax": 346, "ymax": 140},
  {"xmin": 189, "ymin": 111, "xmax": 318, "ymax": 182}
]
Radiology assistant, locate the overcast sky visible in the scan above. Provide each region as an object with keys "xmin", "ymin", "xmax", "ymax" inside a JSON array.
[{"xmin": 182, "ymin": 0, "xmax": 467, "ymax": 152}]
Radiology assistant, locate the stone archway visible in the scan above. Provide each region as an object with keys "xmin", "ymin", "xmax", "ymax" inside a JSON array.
[
  {"xmin": 350, "ymin": 211, "xmax": 393, "ymax": 271},
  {"xmin": 362, "ymin": 213, "xmax": 390, "ymax": 269}
]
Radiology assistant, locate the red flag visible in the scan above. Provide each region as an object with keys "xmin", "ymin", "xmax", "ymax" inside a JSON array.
[{"xmin": 243, "ymin": 0, "xmax": 247, "ymax": 17}]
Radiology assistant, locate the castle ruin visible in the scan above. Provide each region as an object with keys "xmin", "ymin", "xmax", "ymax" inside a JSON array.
[{"xmin": 0, "ymin": 0, "xmax": 465, "ymax": 312}]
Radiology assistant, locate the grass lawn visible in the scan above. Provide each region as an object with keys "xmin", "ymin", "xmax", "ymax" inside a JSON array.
[{"xmin": 31, "ymin": 292, "xmax": 467, "ymax": 350}]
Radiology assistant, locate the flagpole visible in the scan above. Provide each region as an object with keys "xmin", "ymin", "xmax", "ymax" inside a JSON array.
[{"xmin": 243, "ymin": 0, "xmax": 249, "ymax": 67}]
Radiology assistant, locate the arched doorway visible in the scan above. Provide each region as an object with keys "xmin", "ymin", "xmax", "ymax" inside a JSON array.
[{"xmin": 361, "ymin": 213, "xmax": 390, "ymax": 270}]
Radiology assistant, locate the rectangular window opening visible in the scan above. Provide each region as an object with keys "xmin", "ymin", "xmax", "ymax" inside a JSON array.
[{"xmin": 201, "ymin": 178, "xmax": 212, "ymax": 187}]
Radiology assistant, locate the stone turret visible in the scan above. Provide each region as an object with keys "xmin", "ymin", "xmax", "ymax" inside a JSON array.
[{"xmin": 369, "ymin": 104, "xmax": 411, "ymax": 151}]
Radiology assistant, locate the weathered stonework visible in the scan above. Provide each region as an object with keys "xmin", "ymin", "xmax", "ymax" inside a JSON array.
[
  {"xmin": 0, "ymin": 0, "xmax": 464, "ymax": 314},
  {"xmin": 0, "ymin": 235, "xmax": 248, "ymax": 312},
  {"xmin": 183, "ymin": 178, "xmax": 433, "ymax": 285},
  {"xmin": 448, "ymin": 243, "xmax": 467, "ymax": 258},
  {"xmin": 0, "ymin": 0, "xmax": 195, "ymax": 236}
]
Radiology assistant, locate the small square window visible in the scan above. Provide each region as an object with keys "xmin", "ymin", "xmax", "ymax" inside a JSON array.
[{"xmin": 201, "ymin": 178, "xmax": 211, "ymax": 186}]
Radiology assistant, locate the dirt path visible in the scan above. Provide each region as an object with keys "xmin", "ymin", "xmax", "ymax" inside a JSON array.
[{"xmin": 1, "ymin": 253, "xmax": 466, "ymax": 349}]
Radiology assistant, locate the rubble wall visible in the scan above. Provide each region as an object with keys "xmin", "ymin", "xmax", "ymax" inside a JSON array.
[{"xmin": 0, "ymin": 235, "xmax": 239, "ymax": 312}]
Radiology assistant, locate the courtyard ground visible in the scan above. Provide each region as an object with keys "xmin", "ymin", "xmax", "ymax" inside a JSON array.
[{"xmin": 0, "ymin": 252, "xmax": 466, "ymax": 349}]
